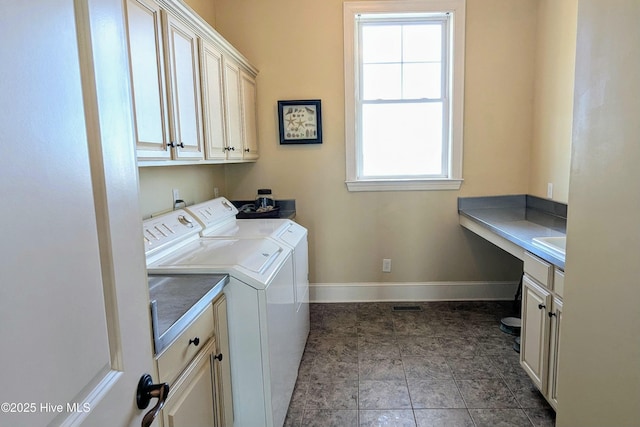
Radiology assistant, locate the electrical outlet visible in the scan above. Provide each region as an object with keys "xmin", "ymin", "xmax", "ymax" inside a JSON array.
[
  {"xmin": 382, "ymin": 258, "xmax": 392, "ymax": 273},
  {"xmin": 172, "ymin": 188, "xmax": 180, "ymax": 203},
  {"xmin": 547, "ymin": 183, "xmax": 553, "ymax": 199}
]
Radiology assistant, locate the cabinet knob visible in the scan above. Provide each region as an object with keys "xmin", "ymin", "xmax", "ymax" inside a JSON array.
[
  {"xmin": 229, "ymin": 146, "xmax": 235, "ymax": 151},
  {"xmin": 244, "ymin": 148, "xmax": 250, "ymax": 152},
  {"xmin": 168, "ymin": 142, "xmax": 175, "ymax": 148},
  {"xmin": 177, "ymin": 142, "xmax": 185, "ymax": 148},
  {"xmin": 213, "ymin": 353, "xmax": 223, "ymax": 362},
  {"xmin": 188, "ymin": 337, "xmax": 200, "ymax": 347},
  {"xmin": 538, "ymin": 303, "xmax": 546, "ymax": 310},
  {"xmin": 549, "ymin": 311, "xmax": 557, "ymax": 318}
]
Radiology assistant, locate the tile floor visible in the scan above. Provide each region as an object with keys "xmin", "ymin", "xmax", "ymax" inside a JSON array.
[{"xmin": 284, "ymin": 301, "xmax": 556, "ymax": 427}]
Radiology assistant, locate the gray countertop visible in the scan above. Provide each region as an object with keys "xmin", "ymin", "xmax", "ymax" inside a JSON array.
[
  {"xmin": 148, "ymin": 273, "xmax": 228, "ymax": 355},
  {"xmin": 231, "ymin": 199, "xmax": 296, "ymax": 220},
  {"xmin": 458, "ymin": 195, "xmax": 567, "ymax": 269}
]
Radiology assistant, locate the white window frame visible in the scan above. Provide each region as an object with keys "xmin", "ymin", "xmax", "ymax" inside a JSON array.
[{"xmin": 344, "ymin": 0, "xmax": 465, "ymax": 191}]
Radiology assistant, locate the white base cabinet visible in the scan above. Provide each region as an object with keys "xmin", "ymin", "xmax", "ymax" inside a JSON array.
[
  {"xmin": 157, "ymin": 294, "xmax": 233, "ymax": 427},
  {"xmin": 520, "ymin": 251, "xmax": 564, "ymax": 411},
  {"xmin": 521, "ymin": 275, "xmax": 552, "ymax": 392},
  {"xmin": 547, "ymin": 297, "xmax": 562, "ymax": 410},
  {"xmin": 162, "ymin": 339, "xmax": 217, "ymax": 427}
]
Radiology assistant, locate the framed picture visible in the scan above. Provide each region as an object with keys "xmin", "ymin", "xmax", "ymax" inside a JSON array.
[{"xmin": 277, "ymin": 99, "xmax": 322, "ymax": 144}]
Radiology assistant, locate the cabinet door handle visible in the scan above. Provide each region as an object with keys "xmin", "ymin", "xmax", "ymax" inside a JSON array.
[
  {"xmin": 244, "ymin": 148, "xmax": 250, "ymax": 152},
  {"xmin": 168, "ymin": 142, "xmax": 175, "ymax": 148},
  {"xmin": 213, "ymin": 353, "xmax": 223, "ymax": 362},
  {"xmin": 177, "ymin": 142, "xmax": 184, "ymax": 148},
  {"xmin": 549, "ymin": 311, "xmax": 557, "ymax": 318},
  {"xmin": 189, "ymin": 337, "xmax": 200, "ymax": 347},
  {"xmin": 538, "ymin": 303, "xmax": 546, "ymax": 310}
]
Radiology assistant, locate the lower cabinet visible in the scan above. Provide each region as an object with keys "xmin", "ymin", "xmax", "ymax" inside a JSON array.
[
  {"xmin": 546, "ymin": 297, "xmax": 563, "ymax": 410},
  {"xmin": 162, "ymin": 339, "xmax": 217, "ymax": 427},
  {"xmin": 157, "ymin": 294, "xmax": 233, "ymax": 426},
  {"xmin": 520, "ymin": 275, "xmax": 552, "ymax": 392},
  {"xmin": 520, "ymin": 252, "xmax": 564, "ymax": 411}
]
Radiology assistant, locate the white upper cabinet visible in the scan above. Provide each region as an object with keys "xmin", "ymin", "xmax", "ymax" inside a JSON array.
[
  {"xmin": 126, "ymin": 0, "xmax": 258, "ymax": 165},
  {"xmin": 223, "ymin": 57, "xmax": 244, "ymax": 160},
  {"xmin": 200, "ymin": 40, "xmax": 227, "ymax": 160},
  {"xmin": 164, "ymin": 11, "xmax": 204, "ymax": 160},
  {"xmin": 240, "ymin": 70, "xmax": 259, "ymax": 160},
  {"xmin": 125, "ymin": 0, "xmax": 171, "ymax": 160}
]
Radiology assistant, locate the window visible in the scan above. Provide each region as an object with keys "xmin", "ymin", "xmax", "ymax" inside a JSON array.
[{"xmin": 344, "ymin": 0, "xmax": 465, "ymax": 191}]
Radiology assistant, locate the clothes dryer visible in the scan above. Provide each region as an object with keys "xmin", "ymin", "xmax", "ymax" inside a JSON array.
[{"xmin": 185, "ymin": 197, "xmax": 309, "ymax": 366}]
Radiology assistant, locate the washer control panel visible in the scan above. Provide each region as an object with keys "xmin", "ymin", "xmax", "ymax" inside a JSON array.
[
  {"xmin": 143, "ymin": 210, "xmax": 202, "ymax": 257},
  {"xmin": 185, "ymin": 197, "xmax": 238, "ymax": 230}
]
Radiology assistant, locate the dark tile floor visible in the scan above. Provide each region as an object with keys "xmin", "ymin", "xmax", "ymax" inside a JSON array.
[{"xmin": 284, "ymin": 301, "xmax": 556, "ymax": 427}]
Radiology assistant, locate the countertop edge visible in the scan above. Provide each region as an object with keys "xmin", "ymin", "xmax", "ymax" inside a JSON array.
[{"xmin": 151, "ymin": 274, "xmax": 229, "ymax": 356}]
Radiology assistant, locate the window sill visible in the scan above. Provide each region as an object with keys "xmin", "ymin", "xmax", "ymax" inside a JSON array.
[{"xmin": 345, "ymin": 178, "xmax": 463, "ymax": 192}]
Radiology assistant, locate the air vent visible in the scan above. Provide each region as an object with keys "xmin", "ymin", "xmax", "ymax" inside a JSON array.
[{"xmin": 392, "ymin": 305, "xmax": 422, "ymax": 312}]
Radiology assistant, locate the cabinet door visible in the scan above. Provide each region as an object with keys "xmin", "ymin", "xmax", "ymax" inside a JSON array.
[
  {"xmin": 125, "ymin": 0, "xmax": 171, "ymax": 160},
  {"xmin": 213, "ymin": 295, "xmax": 234, "ymax": 426},
  {"xmin": 520, "ymin": 274, "xmax": 552, "ymax": 392},
  {"xmin": 547, "ymin": 297, "xmax": 563, "ymax": 410},
  {"xmin": 163, "ymin": 12, "xmax": 204, "ymax": 160},
  {"xmin": 223, "ymin": 58, "xmax": 244, "ymax": 160},
  {"xmin": 163, "ymin": 339, "xmax": 216, "ymax": 427},
  {"xmin": 200, "ymin": 39, "xmax": 227, "ymax": 160},
  {"xmin": 240, "ymin": 71, "xmax": 259, "ymax": 160}
]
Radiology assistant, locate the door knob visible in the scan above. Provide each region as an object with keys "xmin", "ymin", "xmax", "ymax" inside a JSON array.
[{"xmin": 137, "ymin": 374, "xmax": 170, "ymax": 427}]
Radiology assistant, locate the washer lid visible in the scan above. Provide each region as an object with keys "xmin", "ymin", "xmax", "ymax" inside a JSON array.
[{"xmin": 149, "ymin": 238, "xmax": 283, "ymax": 275}]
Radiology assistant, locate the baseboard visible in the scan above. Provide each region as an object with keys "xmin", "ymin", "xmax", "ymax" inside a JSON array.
[{"xmin": 309, "ymin": 281, "xmax": 519, "ymax": 303}]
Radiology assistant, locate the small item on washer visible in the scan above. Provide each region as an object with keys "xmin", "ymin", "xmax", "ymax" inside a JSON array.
[
  {"xmin": 256, "ymin": 205, "xmax": 274, "ymax": 213},
  {"xmin": 500, "ymin": 316, "xmax": 522, "ymax": 336}
]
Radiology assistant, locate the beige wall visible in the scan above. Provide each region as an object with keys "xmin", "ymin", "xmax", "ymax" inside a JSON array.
[
  {"xmin": 529, "ymin": 0, "xmax": 577, "ymax": 203},
  {"xmin": 182, "ymin": 0, "xmax": 216, "ymax": 27},
  {"xmin": 138, "ymin": 165, "xmax": 226, "ymax": 218},
  {"xmin": 212, "ymin": 0, "xmax": 538, "ymax": 284},
  {"xmin": 558, "ymin": 0, "xmax": 640, "ymax": 424}
]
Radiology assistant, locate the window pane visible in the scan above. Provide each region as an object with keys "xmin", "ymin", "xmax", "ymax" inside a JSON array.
[
  {"xmin": 403, "ymin": 63, "xmax": 441, "ymax": 99},
  {"xmin": 361, "ymin": 102, "xmax": 443, "ymax": 176},
  {"xmin": 403, "ymin": 24, "xmax": 442, "ymax": 62},
  {"xmin": 363, "ymin": 64, "xmax": 401, "ymax": 99},
  {"xmin": 362, "ymin": 25, "xmax": 401, "ymax": 64}
]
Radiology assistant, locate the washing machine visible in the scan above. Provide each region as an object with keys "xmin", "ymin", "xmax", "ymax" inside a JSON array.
[
  {"xmin": 143, "ymin": 209, "xmax": 297, "ymax": 427},
  {"xmin": 185, "ymin": 197, "xmax": 309, "ymax": 367}
]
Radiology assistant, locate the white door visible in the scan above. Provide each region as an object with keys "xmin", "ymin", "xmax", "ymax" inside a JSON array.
[{"xmin": 0, "ymin": 1, "xmax": 155, "ymax": 426}]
